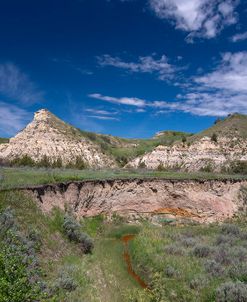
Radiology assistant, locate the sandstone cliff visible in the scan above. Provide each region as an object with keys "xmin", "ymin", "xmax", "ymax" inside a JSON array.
[
  {"xmin": 0, "ymin": 109, "xmax": 116, "ymax": 168},
  {"xmin": 127, "ymin": 114, "xmax": 247, "ymax": 172},
  {"xmin": 26, "ymin": 178, "xmax": 247, "ymax": 223},
  {"xmin": 126, "ymin": 136, "xmax": 247, "ymax": 171}
]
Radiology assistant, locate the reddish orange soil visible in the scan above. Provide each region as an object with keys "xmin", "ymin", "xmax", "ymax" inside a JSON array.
[
  {"xmin": 121, "ymin": 235, "xmax": 148, "ymax": 289},
  {"xmin": 153, "ymin": 207, "xmax": 201, "ymax": 218}
]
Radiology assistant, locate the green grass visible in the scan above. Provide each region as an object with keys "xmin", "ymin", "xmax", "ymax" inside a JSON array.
[
  {"xmin": 0, "ymin": 167, "xmax": 246, "ymax": 190},
  {"xmin": 0, "ymin": 137, "xmax": 9, "ymax": 144},
  {"xmin": 79, "ymin": 129, "xmax": 192, "ymax": 167},
  {"xmin": 0, "ymin": 190, "xmax": 147, "ymax": 302},
  {"xmin": 129, "ymin": 221, "xmax": 247, "ymax": 302}
]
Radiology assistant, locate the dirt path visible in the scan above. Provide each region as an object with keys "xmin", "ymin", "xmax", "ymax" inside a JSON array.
[{"xmin": 87, "ymin": 238, "xmax": 144, "ymax": 302}]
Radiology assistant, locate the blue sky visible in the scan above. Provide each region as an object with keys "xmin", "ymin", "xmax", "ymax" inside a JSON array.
[{"xmin": 0, "ymin": 0, "xmax": 247, "ymax": 138}]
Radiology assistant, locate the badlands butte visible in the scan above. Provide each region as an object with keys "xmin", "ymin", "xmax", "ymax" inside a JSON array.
[
  {"xmin": 0, "ymin": 108, "xmax": 247, "ymax": 171},
  {"xmin": 0, "ymin": 109, "xmax": 247, "ymax": 223}
]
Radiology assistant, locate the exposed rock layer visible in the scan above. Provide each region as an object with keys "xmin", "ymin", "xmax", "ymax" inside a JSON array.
[
  {"xmin": 126, "ymin": 137, "xmax": 247, "ymax": 171},
  {"xmin": 0, "ymin": 109, "xmax": 115, "ymax": 168},
  {"xmin": 25, "ymin": 178, "xmax": 247, "ymax": 223}
]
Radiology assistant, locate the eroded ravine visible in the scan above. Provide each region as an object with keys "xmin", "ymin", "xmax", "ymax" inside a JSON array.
[
  {"xmin": 121, "ymin": 234, "xmax": 148, "ymax": 289},
  {"xmin": 25, "ymin": 178, "xmax": 247, "ymax": 223}
]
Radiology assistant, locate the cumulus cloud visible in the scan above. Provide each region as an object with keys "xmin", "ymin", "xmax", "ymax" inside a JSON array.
[
  {"xmin": 149, "ymin": 0, "xmax": 239, "ymax": 40},
  {"xmin": 0, "ymin": 63, "xmax": 44, "ymax": 104},
  {"xmin": 97, "ymin": 54, "xmax": 177, "ymax": 80},
  {"xmin": 231, "ymin": 31, "xmax": 247, "ymax": 42},
  {"xmin": 90, "ymin": 52, "xmax": 247, "ymax": 117},
  {"xmin": 0, "ymin": 102, "xmax": 31, "ymax": 136},
  {"xmin": 155, "ymin": 51, "xmax": 247, "ymax": 116}
]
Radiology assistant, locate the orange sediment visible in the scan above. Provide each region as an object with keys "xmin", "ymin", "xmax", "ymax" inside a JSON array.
[
  {"xmin": 121, "ymin": 235, "xmax": 148, "ymax": 289},
  {"xmin": 153, "ymin": 207, "xmax": 201, "ymax": 218}
]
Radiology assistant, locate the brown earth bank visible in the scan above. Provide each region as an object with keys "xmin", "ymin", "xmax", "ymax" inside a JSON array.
[{"xmin": 22, "ymin": 178, "xmax": 247, "ymax": 223}]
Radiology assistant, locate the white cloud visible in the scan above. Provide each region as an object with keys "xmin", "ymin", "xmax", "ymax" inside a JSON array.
[
  {"xmin": 195, "ymin": 52, "xmax": 247, "ymax": 93},
  {"xmin": 90, "ymin": 52, "xmax": 247, "ymax": 117},
  {"xmin": 89, "ymin": 93, "xmax": 147, "ymax": 107},
  {"xmin": 155, "ymin": 51, "xmax": 247, "ymax": 116},
  {"xmin": 85, "ymin": 108, "xmax": 118, "ymax": 115},
  {"xmin": 231, "ymin": 31, "xmax": 247, "ymax": 42},
  {"xmin": 149, "ymin": 0, "xmax": 239, "ymax": 40},
  {"xmin": 97, "ymin": 54, "xmax": 177, "ymax": 80},
  {"xmin": 88, "ymin": 115, "xmax": 120, "ymax": 121},
  {"xmin": 0, "ymin": 63, "xmax": 44, "ymax": 104},
  {"xmin": 0, "ymin": 102, "xmax": 31, "ymax": 136}
]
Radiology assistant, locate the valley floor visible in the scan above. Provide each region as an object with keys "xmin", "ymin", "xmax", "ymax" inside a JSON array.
[{"xmin": 1, "ymin": 186, "xmax": 247, "ymax": 301}]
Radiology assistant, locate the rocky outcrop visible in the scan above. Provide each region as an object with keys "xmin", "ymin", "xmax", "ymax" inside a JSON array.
[
  {"xmin": 126, "ymin": 137, "xmax": 247, "ymax": 172},
  {"xmin": 25, "ymin": 178, "xmax": 247, "ymax": 223},
  {"xmin": 0, "ymin": 109, "xmax": 116, "ymax": 168}
]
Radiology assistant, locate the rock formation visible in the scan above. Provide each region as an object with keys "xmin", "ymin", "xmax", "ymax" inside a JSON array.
[
  {"xmin": 0, "ymin": 109, "xmax": 116, "ymax": 168},
  {"xmin": 26, "ymin": 178, "xmax": 247, "ymax": 223},
  {"xmin": 126, "ymin": 136, "xmax": 247, "ymax": 171}
]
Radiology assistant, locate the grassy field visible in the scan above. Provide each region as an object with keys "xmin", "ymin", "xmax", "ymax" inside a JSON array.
[
  {"xmin": 130, "ymin": 221, "xmax": 247, "ymax": 302},
  {"xmin": 0, "ymin": 167, "xmax": 246, "ymax": 190}
]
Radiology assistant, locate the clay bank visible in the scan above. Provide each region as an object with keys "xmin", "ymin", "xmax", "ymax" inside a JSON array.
[{"xmin": 24, "ymin": 178, "xmax": 247, "ymax": 223}]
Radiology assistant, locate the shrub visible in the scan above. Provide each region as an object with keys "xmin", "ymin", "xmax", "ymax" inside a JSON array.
[
  {"xmin": 228, "ymin": 161, "xmax": 247, "ymax": 175},
  {"xmin": 63, "ymin": 214, "xmax": 93, "ymax": 254},
  {"xmin": 0, "ymin": 208, "xmax": 50, "ymax": 301},
  {"xmin": 211, "ymin": 133, "xmax": 218, "ymax": 143},
  {"xmin": 138, "ymin": 161, "xmax": 147, "ymax": 169},
  {"xmin": 54, "ymin": 275, "xmax": 77, "ymax": 292},
  {"xmin": 204, "ymin": 260, "xmax": 225, "ymax": 277},
  {"xmin": 229, "ymin": 263, "xmax": 247, "ymax": 282},
  {"xmin": 221, "ymin": 224, "xmax": 240, "ymax": 236},
  {"xmin": 193, "ymin": 244, "xmax": 211, "ymax": 258},
  {"xmin": 164, "ymin": 244, "xmax": 185, "ymax": 256},
  {"xmin": 10, "ymin": 155, "xmax": 35, "ymax": 167},
  {"xmin": 216, "ymin": 281, "xmax": 247, "ymax": 302},
  {"xmin": 189, "ymin": 276, "xmax": 208, "ymax": 290},
  {"xmin": 164, "ymin": 265, "xmax": 179, "ymax": 278},
  {"xmin": 157, "ymin": 163, "xmax": 166, "ymax": 172},
  {"xmin": 180, "ymin": 237, "xmax": 198, "ymax": 248},
  {"xmin": 215, "ymin": 234, "xmax": 235, "ymax": 246},
  {"xmin": 213, "ymin": 245, "xmax": 233, "ymax": 266}
]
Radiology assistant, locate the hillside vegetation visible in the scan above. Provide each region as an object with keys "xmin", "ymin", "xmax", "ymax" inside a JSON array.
[
  {"xmin": 0, "ymin": 138, "xmax": 9, "ymax": 144},
  {"xmin": 190, "ymin": 113, "xmax": 247, "ymax": 141}
]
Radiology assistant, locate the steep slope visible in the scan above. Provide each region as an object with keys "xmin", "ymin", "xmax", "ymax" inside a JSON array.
[
  {"xmin": 127, "ymin": 114, "xmax": 247, "ymax": 172},
  {"xmin": 0, "ymin": 109, "xmax": 116, "ymax": 168},
  {"xmin": 80, "ymin": 130, "xmax": 191, "ymax": 167}
]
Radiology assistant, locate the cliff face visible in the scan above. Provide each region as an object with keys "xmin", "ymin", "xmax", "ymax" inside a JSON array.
[
  {"xmin": 0, "ymin": 109, "xmax": 116, "ymax": 168},
  {"xmin": 126, "ymin": 136, "xmax": 247, "ymax": 171},
  {"xmin": 26, "ymin": 178, "xmax": 247, "ymax": 223}
]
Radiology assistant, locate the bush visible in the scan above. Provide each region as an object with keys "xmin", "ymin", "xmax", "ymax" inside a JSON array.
[
  {"xmin": 213, "ymin": 245, "xmax": 233, "ymax": 266},
  {"xmin": 164, "ymin": 265, "xmax": 179, "ymax": 278},
  {"xmin": 63, "ymin": 214, "xmax": 93, "ymax": 254},
  {"xmin": 180, "ymin": 236, "xmax": 198, "ymax": 247},
  {"xmin": 164, "ymin": 244, "xmax": 185, "ymax": 256},
  {"xmin": 0, "ymin": 208, "xmax": 50, "ymax": 301},
  {"xmin": 204, "ymin": 260, "xmax": 225, "ymax": 277},
  {"xmin": 211, "ymin": 133, "xmax": 218, "ymax": 143},
  {"xmin": 193, "ymin": 244, "xmax": 211, "ymax": 258},
  {"xmin": 189, "ymin": 276, "xmax": 208, "ymax": 290},
  {"xmin": 229, "ymin": 263, "xmax": 247, "ymax": 282},
  {"xmin": 221, "ymin": 224, "xmax": 240, "ymax": 236},
  {"xmin": 54, "ymin": 275, "xmax": 77, "ymax": 292},
  {"xmin": 10, "ymin": 155, "xmax": 35, "ymax": 167},
  {"xmin": 228, "ymin": 161, "xmax": 247, "ymax": 175},
  {"xmin": 216, "ymin": 281, "xmax": 247, "ymax": 302}
]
